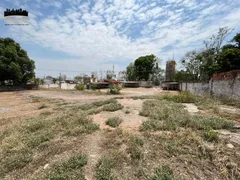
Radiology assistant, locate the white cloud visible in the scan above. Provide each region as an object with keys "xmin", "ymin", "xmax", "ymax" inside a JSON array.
[{"xmin": 2, "ymin": 0, "xmax": 240, "ymax": 75}]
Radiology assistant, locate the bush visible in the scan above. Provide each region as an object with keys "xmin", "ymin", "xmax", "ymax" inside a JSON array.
[
  {"xmin": 109, "ymin": 85, "xmax": 121, "ymax": 94},
  {"xmin": 102, "ymin": 103, "xmax": 123, "ymax": 112},
  {"xmin": 75, "ymin": 84, "xmax": 85, "ymax": 90},
  {"xmin": 91, "ymin": 84, "xmax": 97, "ymax": 90},
  {"xmin": 105, "ymin": 117, "xmax": 123, "ymax": 128}
]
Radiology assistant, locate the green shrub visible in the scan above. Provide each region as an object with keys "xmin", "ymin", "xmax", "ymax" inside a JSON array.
[
  {"xmin": 91, "ymin": 84, "xmax": 97, "ymax": 90},
  {"xmin": 125, "ymin": 110, "xmax": 130, "ymax": 114},
  {"xmin": 202, "ymin": 127, "xmax": 218, "ymax": 142},
  {"xmin": 75, "ymin": 84, "xmax": 85, "ymax": 90},
  {"xmin": 102, "ymin": 103, "xmax": 123, "ymax": 112},
  {"xmin": 105, "ymin": 117, "xmax": 123, "ymax": 128},
  {"xmin": 109, "ymin": 85, "xmax": 121, "ymax": 94}
]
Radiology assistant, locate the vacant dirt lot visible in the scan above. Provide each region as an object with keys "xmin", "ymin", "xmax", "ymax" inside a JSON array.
[{"xmin": 0, "ymin": 89, "xmax": 239, "ymax": 179}]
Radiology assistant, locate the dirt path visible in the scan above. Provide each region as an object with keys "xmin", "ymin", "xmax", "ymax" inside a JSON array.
[
  {"xmin": 90, "ymin": 99, "xmax": 147, "ymax": 134},
  {"xmin": 83, "ymin": 131, "xmax": 103, "ymax": 180}
]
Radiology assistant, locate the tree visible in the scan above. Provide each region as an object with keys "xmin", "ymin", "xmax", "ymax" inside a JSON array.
[
  {"xmin": 180, "ymin": 50, "xmax": 202, "ymax": 81},
  {"xmin": 52, "ymin": 78, "xmax": 57, "ymax": 84},
  {"xmin": 134, "ymin": 54, "xmax": 157, "ymax": 80},
  {"xmin": 179, "ymin": 27, "xmax": 235, "ymax": 81},
  {"xmin": 40, "ymin": 79, "xmax": 44, "ymax": 85},
  {"xmin": 106, "ymin": 70, "xmax": 115, "ymax": 80},
  {"xmin": 199, "ymin": 27, "xmax": 232, "ymax": 79},
  {"xmin": 150, "ymin": 62, "xmax": 164, "ymax": 85},
  {"xmin": 118, "ymin": 71, "xmax": 126, "ymax": 81},
  {"xmin": 174, "ymin": 70, "xmax": 193, "ymax": 82},
  {"xmin": 74, "ymin": 75, "xmax": 83, "ymax": 84},
  {"xmin": 126, "ymin": 63, "xmax": 137, "ymax": 81},
  {"xmin": 232, "ymin": 33, "xmax": 240, "ymax": 47},
  {"xmin": 0, "ymin": 38, "xmax": 35, "ymax": 85},
  {"xmin": 216, "ymin": 33, "xmax": 240, "ymax": 72}
]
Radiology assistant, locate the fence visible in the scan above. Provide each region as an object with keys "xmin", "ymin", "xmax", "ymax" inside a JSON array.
[{"xmin": 180, "ymin": 70, "xmax": 240, "ymax": 99}]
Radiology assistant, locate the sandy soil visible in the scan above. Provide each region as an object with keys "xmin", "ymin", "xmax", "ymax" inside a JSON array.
[
  {"xmin": 20, "ymin": 87, "xmax": 170, "ymax": 101},
  {"xmin": 90, "ymin": 99, "xmax": 147, "ymax": 133}
]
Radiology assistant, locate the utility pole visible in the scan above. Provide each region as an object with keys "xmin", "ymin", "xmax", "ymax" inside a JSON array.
[
  {"xmin": 100, "ymin": 69, "xmax": 103, "ymax": 81},
  {"xmin": 59, "ymin": 72, "xmax": 61, "ymax": 89},
  {"xmin": 113, "ymin": 64, "xmax": 115, "ymax": 79}
]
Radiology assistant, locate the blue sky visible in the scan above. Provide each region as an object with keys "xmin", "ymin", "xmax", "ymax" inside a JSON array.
[{"xmin": 0, "ymin": 0, "xmax": 240, "ymax": 78}]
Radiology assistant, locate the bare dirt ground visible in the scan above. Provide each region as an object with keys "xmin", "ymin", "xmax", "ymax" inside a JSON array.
[
  {"xmin": 20, "ymin": 87, "xmax": 169, "ymax": 101},
  {"xmin": 90, "ymin": 99, "xmax": 147, "ymax": 133},
  {"xmin": 0, "ymin": 89, "xmax": 240, "ymax": 179}
]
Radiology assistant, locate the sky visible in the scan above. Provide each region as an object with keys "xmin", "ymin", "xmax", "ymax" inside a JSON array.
[{"xmin": 0, "ymin": 0, "xmax": 240, "ymax": 78}]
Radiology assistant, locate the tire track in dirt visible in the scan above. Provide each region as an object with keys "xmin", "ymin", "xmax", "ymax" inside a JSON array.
[{"xmin": 83, "ymin": 131, "xmax": 103, "ymax": 180}]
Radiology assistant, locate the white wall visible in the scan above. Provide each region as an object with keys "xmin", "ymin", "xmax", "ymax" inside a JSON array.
[
  {"xmin": 39, "ymin": 83, "xmax": 76, "ymax": 90},
  {"xmin": 60, "ymin": 83, "xmax": 76, "ymax": 90},
  {"xmin": 180, "ymin": 79, "xmax": 240, "ymax": 99}
]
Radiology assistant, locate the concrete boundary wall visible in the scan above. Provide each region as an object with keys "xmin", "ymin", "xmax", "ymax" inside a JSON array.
[
  {"xmin": 39, "ymin": 83, "xmax": 76, "ymax": 90},
  {"xmin": 180, "ymin": 79, "xmax": 240, "ymax": 99}
]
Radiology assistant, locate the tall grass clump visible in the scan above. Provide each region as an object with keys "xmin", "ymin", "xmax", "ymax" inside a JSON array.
[
  {"xmin": 105, "ymin": 117, "xmax": 123, "ymax": 128},
  {"xmin": 161, "ymin": 91, "xmax": 196, "ymax": 103},
  {"xmin": 108, "ymin": 85, "xmax": 121, "ymax": 94},
  {"xmin": 140, "ymin": 99, "xmax": 234, "ymax": 131},
  {"xmin": 149, "ymin": 165, "xmax": 179, "ymax": 180},
  {"xmin": 95, "ymin": 156, "xmax": 117, "ymax": 180},
  {"xmin": 75, "ymin": 84, "xmax": 85, "ymax": 90},
  {"xmin": 127, "ymin": 136, "xmax": 144, "ymax": 161},
  {"xmin": 140, "ymin": 100, "xmax": 191, "ymax": 131}
]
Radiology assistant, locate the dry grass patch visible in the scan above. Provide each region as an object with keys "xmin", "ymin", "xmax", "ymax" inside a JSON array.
[
  {"xmin": 140, "ymin": 99, "xmax": 234, "ymax": 132},
  {"xmin": 0, "ymin": 108, "xmax": 99, "ymax": 178},
  {"xmin": 105, "ymin": 117, "xmax": 123, "ymax": 128},
  {"xmin": 46, "ymin": 154, "xmax": 88, "ymax": 179}
]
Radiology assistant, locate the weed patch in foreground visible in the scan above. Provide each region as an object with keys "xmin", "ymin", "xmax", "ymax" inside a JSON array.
[
  {"xmin": 56, "ymin": 112, "xmax": 99, "ymax": 136},
  {"xmin": 161, "ymin": 91, "xmax": 196, "ymax": 103},
  {"xmin": 127, "ymin": 136, "xmax": 144, "ymax": 161},
  {"xmin": 47, "ymin": 154, "xmax": 88, "ymax": 179},
  {"xmin": 140, "ymin": 99, "xmax": 234, "ymax": 131},
  {"xmin": 150, "ymin": 165, "xmax": 180, "ymax": 180},
  {"xmin": 38, "ymin": 104, "xmax": 48, "ymax": 109},
  {"xmin": 202, "ymin": 127, "xmax": 218, "ymax": 142},
  {"xmin": 95, "ymin": 156, "xmax": 117, "ymax": 180},
  {"xmin": 0, "ymin": 148, "xmax": 33, "ymax": 177},
  {"xmin": 102, "ymin": 103, "xmax": 123, "ymax": 112},
  {"xmin": 106, "ymin": 117, "xmax": 123, "ymax": 128}
]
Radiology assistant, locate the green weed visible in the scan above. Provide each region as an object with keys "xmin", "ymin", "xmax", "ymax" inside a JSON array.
[
  {"xmin": 106, "ymin": 117, "xmax": 123, "ymax": 128},
  {"xmin": 47, "ymin": 154, "xmax": 88, "ymax": 180}
]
